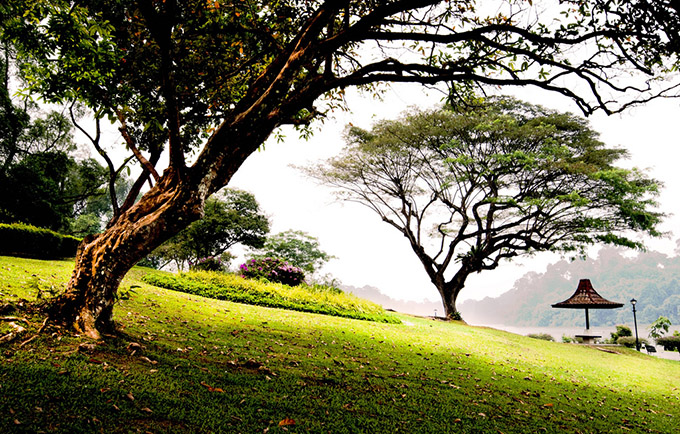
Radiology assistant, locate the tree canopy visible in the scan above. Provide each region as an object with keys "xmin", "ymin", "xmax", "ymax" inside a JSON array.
[
  {"xmin": 2, "ymin": 0, "xmax": 679, "ymax": 337},
  {"xmin": 310, "ymin": 97, "xmax": 664, "ymax": 317}
]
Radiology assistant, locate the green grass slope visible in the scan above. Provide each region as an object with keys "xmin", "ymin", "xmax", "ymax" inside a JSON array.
[{"xmin": 1, "ymin": 256, "xmax": 679, "ymax": 433}]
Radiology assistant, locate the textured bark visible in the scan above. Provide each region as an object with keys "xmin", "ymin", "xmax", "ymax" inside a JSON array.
[
  {"xmin": 430, "ymin": 263, "xmax": 470, "ymax": 320},
  {"xmin": 47, "ymin": 170, "xmax": 204, "ymax": 339}
]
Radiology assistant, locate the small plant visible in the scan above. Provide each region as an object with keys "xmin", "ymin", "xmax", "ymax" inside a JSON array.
[
  {"xmin": 116, "ymin": 285, "xmax": 139, "ymax": 302},
  {"xmin": 239, "ymin": 257, "xmax": 305, "ymax": 286},
  {"xmin": 446, "ymin": 310, "xmax": 463, "ymax": 321},
  {"xmin": 527, "ymin": 333, "xmax": 554, "ymax": 342},
  {"xmin": 649, "ymin": 316, "xmax": 672, "ymax": 340},
  {"xmin": 561, "ymin": 335, "xmax": 574, "ymax": 343}
]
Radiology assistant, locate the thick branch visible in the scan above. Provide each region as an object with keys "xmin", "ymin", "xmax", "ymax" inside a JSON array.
[{"xmin": 116, "ymin": 110, "xmax": 161, "ymax": 182}]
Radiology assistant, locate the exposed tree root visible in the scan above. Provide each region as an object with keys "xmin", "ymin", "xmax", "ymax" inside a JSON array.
[
  {"xmin": 0, "ymin": 320, "xmax": 27, "ymax": 344},
  {"xmin": 19, "ymin": 335, "xmax": 39, "ymax": 347},
  {"xmin": 0, "ymin": 316, "xmax": 29, "ymax": 324}
]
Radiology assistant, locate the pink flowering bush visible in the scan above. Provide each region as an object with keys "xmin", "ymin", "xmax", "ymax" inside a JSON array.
[{"xmin": 239, "ymin": 257, "xmax": 305, "ymax": 286}]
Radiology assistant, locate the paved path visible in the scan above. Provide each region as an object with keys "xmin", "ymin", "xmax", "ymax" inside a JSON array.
[{"xmin": 648, "ymin": 348, "xmax": 679, "ymax": 361}]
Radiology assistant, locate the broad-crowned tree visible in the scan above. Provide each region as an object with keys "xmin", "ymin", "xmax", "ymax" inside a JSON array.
[
  {"xmin": 2, "ymin": 0, "xmax": 679, "ymax": 337},
  {"xmin": 156, "ymin": 188, "xmax": 270, "ymax": 269},
  {"xmin": 253, "ymin": 230, "xmax": 333, "ymax": 275},
  {"xmin": 309, "ymin": 97, "xmax": 664, "ymax": 318}
]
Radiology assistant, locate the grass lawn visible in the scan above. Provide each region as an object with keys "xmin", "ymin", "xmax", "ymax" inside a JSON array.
[{"xmin": 1, "ymin": 255, "xmax": 679, "ymax": 433}]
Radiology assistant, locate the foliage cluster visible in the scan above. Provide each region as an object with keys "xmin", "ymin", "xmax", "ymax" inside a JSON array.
[
  {"xmin": 526, "ymin": 333, "xmax": 555, "ymax": 342},
  {"xmin": 0, "ymin": 223, "xmax": 80, "ymax": 259},
  {"xmin": 239, "ymin": 257, "xmax": 305, "ymax": 287},
  {"xmin": 649, "ymin": 316, "xmax": 672, "ymax": 339},
  {"xmin": 141, "ymin": 270, "xmax": 398, "ymax": 324}
]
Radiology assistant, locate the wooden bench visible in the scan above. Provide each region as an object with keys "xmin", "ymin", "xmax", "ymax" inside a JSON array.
[{"xmin": 645, "ymin": 344, "xmax": 657, "ymax": 355}]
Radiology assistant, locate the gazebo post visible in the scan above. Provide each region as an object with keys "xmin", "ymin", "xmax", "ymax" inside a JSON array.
[{"xmin": 585, "ymin": 308, "xmax": 590, "ymax": 330}]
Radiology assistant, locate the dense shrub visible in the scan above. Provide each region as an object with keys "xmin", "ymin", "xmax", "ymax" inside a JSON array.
[
  {"xmin": 141, "ymin": 271, "xmax": 399, "ymax": 323},
  {"xmin": 617, "ymin": 336, "xmax": 648, "ymax": 348},
  {"xmin": 656, "ymin": 336, "xmax": 680, "ymax": 351},
  {"xmin": 610, "ymin": 325, "xmax": 632, "ymax": 340},
  {"xmin": 190, "ymin": 256, "xmax": 227, "ymax": 272},
  {"xmin": 606, "ymin": 325, "xmax": 633, "ymax": 344},
  {"xmin": 527, "ymin": 333, "xmax": 555, "ymax": 342},
  {"xmin": 239, "ymin": 257, "xmax": 305, "ymax": 286},
  {"xmin": 0, "ymin": 223, "xmax": 80, "ymax": 259}
]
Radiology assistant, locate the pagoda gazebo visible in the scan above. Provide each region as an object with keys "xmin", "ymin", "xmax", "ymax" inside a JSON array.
[{"xmin": 552, "ymin": 279, "xmax": 623, "ymax": 344}]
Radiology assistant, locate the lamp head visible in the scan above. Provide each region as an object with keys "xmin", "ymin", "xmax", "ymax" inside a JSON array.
[{"xmin": 630, "ymin": 298, "xmax": 637, "ymax": 306}]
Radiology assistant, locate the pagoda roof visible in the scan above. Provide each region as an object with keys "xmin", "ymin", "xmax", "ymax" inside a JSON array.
[{"xmin": 551, "ymin": 279, "xmax": 624, "ymax": 310}]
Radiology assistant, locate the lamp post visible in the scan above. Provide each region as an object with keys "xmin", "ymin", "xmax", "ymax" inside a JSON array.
[{"xmin": 631, "ymin": 298, "xmax": 640, "ymax": 351}]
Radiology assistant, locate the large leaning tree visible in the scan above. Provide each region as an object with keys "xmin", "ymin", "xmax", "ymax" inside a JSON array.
[
  {"xmin": 1, "ymin": 0, "xmax": 678, "ymax": 338},
  {"xmin": 308, "ymin": 97, "xmax": 664, "ymax": 318}
]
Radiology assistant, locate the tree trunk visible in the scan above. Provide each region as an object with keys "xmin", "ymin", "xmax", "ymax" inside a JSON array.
[
  {"xmin": 47, "ymin": 170, "xmax": 204, "ymax": 339},
  {"xmin": 433, "ymin": 266, "xmax": 469, "ymax": 320},
  {"xmin": 437, "ymin": 283, "xmax": 463, "ymax": 320}
]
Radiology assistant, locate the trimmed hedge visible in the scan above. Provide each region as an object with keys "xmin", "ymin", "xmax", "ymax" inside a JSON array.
[
  {"xmin": 656, "ymin": 336, "xmax": 680, "ymax": 351},
  {"xmin": 527, "ymin": 333, "xmax": 555, "ymax": 342},
  {"xmin": 0, "ymin": 223, "xmax": 81, "ymax": 259},
  {"xmin": 142, "ymin": 271, "xmax": 400, "ymax": 324},
  {"xmin": 616, "ymin": 336, "xmax": 648, "ymax": 348}
]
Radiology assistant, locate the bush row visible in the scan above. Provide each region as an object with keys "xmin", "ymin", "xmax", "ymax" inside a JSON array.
[
  {"xmin": 0, "ymin": 223, "xmax": 81, "ymax": 259},
  {"xmin": 656, "ymin": 336, "xmax": 680, "ymax": 351},
  {"xmin": 142, "ymin": 271, "xmax": 400, "ymax": 324},
  {"xmin": 616, "ymin": 336, "xmax": 649, "ymax": 348}
]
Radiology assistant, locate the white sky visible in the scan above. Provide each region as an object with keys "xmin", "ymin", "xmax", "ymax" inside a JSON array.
[{"xmin": 227, "ymin": 84, "xmax": 680, "ymax": 304}]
